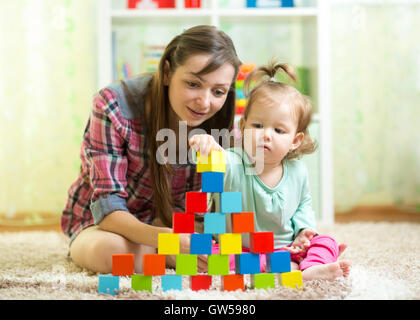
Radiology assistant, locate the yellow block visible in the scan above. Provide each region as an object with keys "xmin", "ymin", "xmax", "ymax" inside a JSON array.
[
  {"xmin": 197, "ymin": 150, "xmax": 226, "ymax": 173},
  {"xmin": 278, "ymin": 270, "xmax": 303, "ymax": 290},
  {"xmin": 236, "ymin": 99, "xmax": 246, "ymax": 108},
  {"xmin": 158, "ymin": 233, "xmax": 179, "ymax": 255},
  {"xmin": 219, "ymin": 233, "xmax": 242, "ymax": 255}
]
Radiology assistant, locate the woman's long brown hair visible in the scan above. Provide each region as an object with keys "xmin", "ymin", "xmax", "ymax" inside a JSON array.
[{"xmin": 146, "ymin": 25, "xmax": 241, "ymax": 227}]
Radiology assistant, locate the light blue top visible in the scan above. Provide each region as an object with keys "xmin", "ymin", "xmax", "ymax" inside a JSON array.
[{"xmin": 219, "ymin": 147, "xmax": 317, "ymax": 249}]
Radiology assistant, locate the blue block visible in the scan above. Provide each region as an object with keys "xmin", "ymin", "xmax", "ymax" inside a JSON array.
[
  {"xmin": 235, "ymin": 253, "xmax": 260, "ymax": 275},
  {"xmin": 98, "ymin": 275, "xmax": 119, "ymax": 295},
  {"xmin": 202, "ymin": 171, "xmax": 224, "ymax": 193},
  {"xmin": 190, "ymin": 233, "xmax": 212, "ymax": 255},
  {"xmin": 161, "ymin": 275, "xmax": 183, "ymax": 292},
  {"xmin": 266, "ymin": 251, "xmax": 291, "ymax": 273},
  {"xmin": 220, "ymin": 192, "xmax": 242, "ymax": 213},
  {"xmin": 236, "ymin": 89, "xmax": 245, "ymax": 99},
  {"xmin": 204, "ymin": 213, "xmax": 226, "ymax": 234}
]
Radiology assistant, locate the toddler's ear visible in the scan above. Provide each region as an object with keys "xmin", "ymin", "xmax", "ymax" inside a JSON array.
[{"xmin": 291, "ymin": 132, "xmax": 304, "ymax": 151}]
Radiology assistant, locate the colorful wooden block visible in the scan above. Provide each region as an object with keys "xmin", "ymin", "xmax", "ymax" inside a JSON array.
[
  {"xmin": 235, "ymin": 253, "xmax": 260, "ymax": 275},
  {"xmin": 176, "ymin": 254, "xmax": 197, "ymax": 275},
  {"xmin": 172, "ymin": 212, "xmax": 195, "ymax": 233},
  {"xmin": 250, "ymin": 232, "xmax": 274, "ymax": 253},
  {"xmin": 278, "ymin": 270, "xmax": 303, "ymax": 290},
  {"xmin": 197, "ymin": 150, "xmax": 226, "ymax": 173},
  {"xmin": 222, "ymin": 274, "xmax": 245, "ymax": 292},
  {"xmin": 231, "ymin": 211, "xmax": 255, "ymax": 233},
  {"xmin": 219, "ymin": 233, "xmax": 242, "ymax": 254},
  {"xmin": 161, "ymin": 275, "xmax": 183, "ymax": 292},
  {"xmin": 204, "ymin": 212, "xmax": 226, "ymax": 234},
  {"xmin": 112, "ymin": 254, "xmax": 134, "ymax": 276},
  {"xmin": 208, "ymin": 254, "xmax": 230, "ymax": 275},
  {"xmin": 266, "ymin": 251, "xmax": 291, "ymax": 273},
  {"xmin": 185, "ymin": 192, "xmax": 208, "ymax": 213},
  {"xmin": 131, "ymin": 274, "xmax": 152, "ymax": 293},
  {"xmin": 143, "ymin": 254, "xmax": 166, "ymax": 276},
  {"xmin": 190, "ymin": 233, "xmax": 212, "ymax": 255},
  {"xmin": 202, "ymin": 171, "xmax": 224, "ymax": 193},
  {"xmin": 190, "ymin": 275, "xmax": 212, "ymax": 291},
  {"xmin": 251, "ymin": 273, "xmax": 276, "ymax": 290},
  {"xmin": 158, "ymin": 233, "xmax": 179, "ymax": 255},
  {"xmin": 98, "ymin": 275, "xmax": 119, "ymax": 295},
  {"xmin": 220, "ymin": 192, "xmax": 242, "ymax": 213}
]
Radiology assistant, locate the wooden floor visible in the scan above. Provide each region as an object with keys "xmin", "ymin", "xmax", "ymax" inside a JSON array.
[
  {"xmin": 334, "ymin": 205, "xmax": 420, "ymax": 224},
  {"xmin": 0, "ymin": 205, "xmax": 419, "ymax": 232}
]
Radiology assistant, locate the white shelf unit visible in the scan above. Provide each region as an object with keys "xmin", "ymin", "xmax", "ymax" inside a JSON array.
[{"xmin": 97, "ymin": 0, "xmax": 333, "ymax": 226}]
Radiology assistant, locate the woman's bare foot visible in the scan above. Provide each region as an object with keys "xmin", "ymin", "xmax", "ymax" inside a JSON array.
[{"xmin": 302, "ymin": 260, "xmax": 351, "ymax": 281}]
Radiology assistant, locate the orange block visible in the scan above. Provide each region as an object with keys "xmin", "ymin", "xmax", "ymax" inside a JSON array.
[
  {"xmin": 112, "ymin": 254, "xmax": 134, "ymax": 276},
  {"xmin": 231, "ymin": 212, "xmax": 255, "ymax": 233},
  {"xmin": 222, "ymin": 274, "xmax": 245, "ymax": 291},
  {"xmin": 143, "ymin": 254, "xmax": 166, "ymax": 276}
]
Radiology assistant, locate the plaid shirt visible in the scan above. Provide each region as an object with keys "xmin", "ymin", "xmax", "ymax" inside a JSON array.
[{"xmin": 61, "ymin": 77, "xmax": 202, "ymax": 243}]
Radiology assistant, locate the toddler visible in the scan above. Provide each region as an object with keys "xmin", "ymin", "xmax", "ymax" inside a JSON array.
[{"xmin": 189, "ymin": 60, "xmax": 350, "ymax": 281}]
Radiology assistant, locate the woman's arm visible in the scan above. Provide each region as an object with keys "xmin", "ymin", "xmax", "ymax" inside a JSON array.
[{"xmin": 98, "ymin": 210, "xmax": 171, "ymax": 248}]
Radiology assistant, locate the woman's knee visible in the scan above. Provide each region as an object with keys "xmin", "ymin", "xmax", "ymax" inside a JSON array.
[{"xmin": 70, "ymin": 227, "xmax": 131, "ymax": 273}]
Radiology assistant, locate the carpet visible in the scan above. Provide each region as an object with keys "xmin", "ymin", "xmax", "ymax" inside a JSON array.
[{"xmin": 0, "ymin": 222, "xmax": 419, "ymax": 300}]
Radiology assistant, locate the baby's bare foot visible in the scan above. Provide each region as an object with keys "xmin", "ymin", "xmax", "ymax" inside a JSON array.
[{"xmin": 302, "ymin": 260, "xmax": 351, "ymax": 281}]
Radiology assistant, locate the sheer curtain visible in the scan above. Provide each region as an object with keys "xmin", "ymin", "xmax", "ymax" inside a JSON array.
[
  {"xmin": 0, "ymin": 0, "xmax": 97, "ymax": 225},
  {"xmin": 330, "ymin": 0, "xmax": 420, "ymax": 212}
]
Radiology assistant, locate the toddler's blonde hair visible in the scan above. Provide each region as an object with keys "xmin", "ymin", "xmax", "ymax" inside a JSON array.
[{"xmin": 242, "ymin": 59, "xmax": 317, "ymax": 160}]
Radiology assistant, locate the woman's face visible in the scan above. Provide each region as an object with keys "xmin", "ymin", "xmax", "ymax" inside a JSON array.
[{"xmin": 165, "ymin": 54, "xmax": 235, "ymax": 128}]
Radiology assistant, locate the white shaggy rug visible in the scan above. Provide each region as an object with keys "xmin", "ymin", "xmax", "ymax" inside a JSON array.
[{"xmin": 0, "ymin": 222, "xmax": 419, "ymax": 300}]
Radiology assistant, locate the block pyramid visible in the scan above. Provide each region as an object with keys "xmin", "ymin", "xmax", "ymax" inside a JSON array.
[{"xmin": 97, "ymin": 150, "xmax": 303, "ymax": 295}]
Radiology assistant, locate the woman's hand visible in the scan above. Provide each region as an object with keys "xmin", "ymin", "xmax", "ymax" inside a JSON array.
[{"xmin": 189, "ymin": 134, "xmax": 224, "ymax": 157}]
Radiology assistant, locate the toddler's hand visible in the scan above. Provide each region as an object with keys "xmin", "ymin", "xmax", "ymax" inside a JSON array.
[
  {"xmin": 285, "ymin": 229, "xmax": 317, "ymax": 254},
  {"xmin": 189, "ymin": 134, "xmax": 223, "ymax": 157}
]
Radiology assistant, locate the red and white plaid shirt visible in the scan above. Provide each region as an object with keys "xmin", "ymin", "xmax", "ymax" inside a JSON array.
[{"xmin": 61, "ymin": 79, "xmax": 202, "ymax": 243}]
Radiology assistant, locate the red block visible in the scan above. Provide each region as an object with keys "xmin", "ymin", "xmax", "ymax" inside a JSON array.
[
  {"xmin": 190, "ymin": 275, "xmax": 212, "ymax": 291},
  {"xmin": 173, "ymin": 213, "xmax": 195, "ymax": 233},
  {"xmin": 222, "ymin": 274, "xmax": 245, "ymax": 292},
  {"xmin": 143, "ymin": 254, "xmax": 166, "ymax": 276},
  {"xmin": 185, "ymin": 192, "xmax": 207, "ymax": 213},
  {"xmin": 250, "ymin": 232, "xmax": 274, "ymax": 253},
  {"xmin": 112, "ymin": 254, "xmax": 134, "ymax": 276},
  {"xmin": 231, "ymin": 212, "xmax": 255, "ymax": 233}
]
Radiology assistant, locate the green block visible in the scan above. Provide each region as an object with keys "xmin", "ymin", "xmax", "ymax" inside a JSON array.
[
  {"xmin": 208, "ymin": 254, "xmax": 230, "ymax": 275},
  {"xmin": 176, "ymin": 254, "xmax": 197, "ymax": 275},
  {"xmin": 251, "ymin": 273, "xmax": 276, "ymax": 289},
  {"xmin": 131, "ymin": 275, "xmax": 152, "ymax": 293}
]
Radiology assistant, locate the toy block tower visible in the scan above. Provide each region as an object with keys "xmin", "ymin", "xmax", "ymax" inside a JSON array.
[{"xmin": 98, "ymin": 149, "xmax": 303, "ymax": 295}]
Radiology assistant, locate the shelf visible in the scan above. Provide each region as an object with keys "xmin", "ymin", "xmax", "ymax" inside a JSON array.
[
  {"xmin": 111, "ymin": 7, "xmax": 318, "ymax": 25},
  {"xmin": 217, "ymin": 8, "xmax": 318, "ymax": 17},
  {"xmin": 99, "ymin": 0, "xmax": 335, "ymax": 225},
  {"xmin": 111, "ymin": 7, "xmax": 318, "ymax": 18},
  {"xmin": 111, "ymin": 9, "xmax": 213, "ymax": 18}
]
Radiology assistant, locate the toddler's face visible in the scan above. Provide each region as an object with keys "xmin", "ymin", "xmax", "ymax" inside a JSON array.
[{"xmin": 240, "ymin": 94, "xmax": 303, "ymax": 169}]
